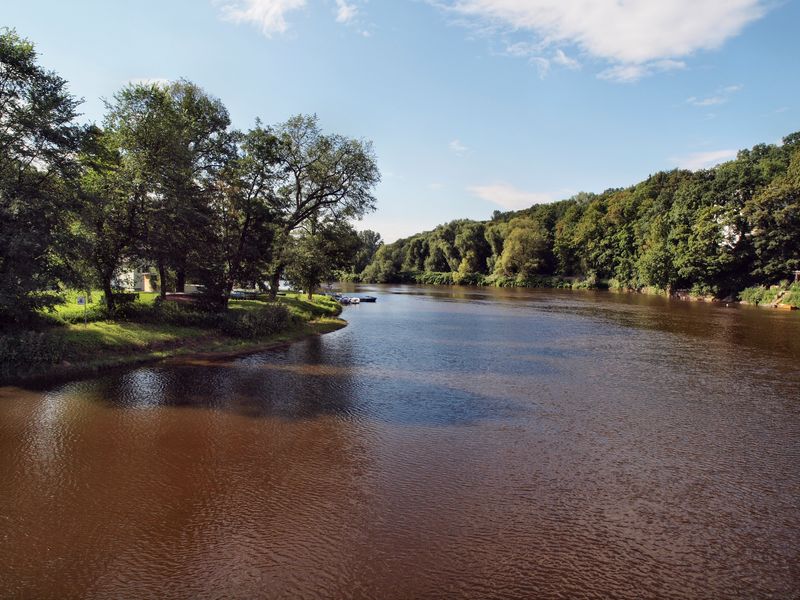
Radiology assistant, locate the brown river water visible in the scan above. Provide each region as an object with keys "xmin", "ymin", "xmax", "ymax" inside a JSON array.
[{"xmin": 1, "ymin": 285, "xmax": 799, "ymax": 599}]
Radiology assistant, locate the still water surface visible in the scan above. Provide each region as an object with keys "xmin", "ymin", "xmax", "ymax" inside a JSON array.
[{"xmin": 2, "ymin": 286, "xmax": 799, "ymax": 598}]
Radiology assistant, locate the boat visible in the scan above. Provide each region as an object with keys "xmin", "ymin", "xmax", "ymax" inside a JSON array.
[{"xmin": 359, "ymin": 295, "xmax": 377, "ymax": 303}]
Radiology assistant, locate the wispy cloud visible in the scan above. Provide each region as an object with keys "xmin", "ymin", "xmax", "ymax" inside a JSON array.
[
  {"xmin": 552, "ymin": 48, "xmax": 580, "ymax": 70},
  {"xmin": 469, "ymin": 183, "xmax": 553, "ymax": 210},
  {"xmin": 434, "ymin": 0, "xmax": 767, "ymax": 82},
  {"xmin": 449, "ymin": 139, "xmax": 469, "ymax": 155},
  {"xmin": 672, "ymin": 149, "xmax": 737, "ymax": 170},
  {"xmin": 428, "ymin": 182, "xmax": 445, "ymax": 190},
  {"xmin": 502, "ymin": 45, "xmax": 578, "ymax": 77},
  {"xmin": 335, "ymin": 0, "xmax": 357, "ymax": 23},
  {"xmin": 218, "ymin": 0, "xmax": 366, "ymax": 35},
  {"xmin": 686, "ymin": 84, "xmax": 743, "ymax": 107},
  {"xmin": 218, "ymin": 0, "xmax": 307, "ymax": 35},
  {"xmin": 597, "ymin": 59, "xmax": 685, "ymax": 82}
]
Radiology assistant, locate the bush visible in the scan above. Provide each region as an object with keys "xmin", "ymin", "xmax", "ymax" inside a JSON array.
[
  {"xmin": 219, "ymin": 304, "xmax": 292, "ymax": 339},
  {"xmin": 739, "ymin": 285, "xmax": 780, "ymax": 305},
  {"xmin": 102, "ymin": 292, "xmax": 139, "ymax": 306},
  {"xmin": 0, "ymin": 331, "xmax": 65, "ymax": 375},
  {"xmin": 781, "ymin": 282, "xmax": 800, "ymax": 307},
  {"xmin": 124, "ymin": 301, "xmax": 219, "ymax": 327},
  {"xmin": 414, "ymin": 271, "xmax": 456, "ymax": 285},
  {"xmin": 452, "ymin": 271, "xmax": 486, "ymax": 286}
]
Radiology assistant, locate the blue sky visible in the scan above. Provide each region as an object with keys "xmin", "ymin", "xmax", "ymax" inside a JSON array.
[{"xmin": 5, "ymin": 0, "xmax": 799, "ymax": 241}]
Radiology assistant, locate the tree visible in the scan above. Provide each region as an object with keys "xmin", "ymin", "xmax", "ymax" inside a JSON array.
[
  {"xmin": 454, "ymin": 222, "xmax": 491, "ymax": 274},
  {"xmin": 74, "ymin": 126, "xmax": 141, "ymax": 310},
  {"xmin": 104, "ymin": 79, "xmax": 233, "ymax": 298},
  {"xmin": 266, "ymin": 114, "xmax": 380, "ymax": 297},
  {"xmin": 494, "ymin": 218, "xmax": 549, "ymax": 279},
  {"xmin": 0, "ymin": 28, "xmax": 82, "ymax": 324},
  {"xmin": 745, "ymin": 148, "xmax": 800, "ymax": 282},
  {"xmin": 284, "ymin": 218, "xmax": 360, "ymax": 298},
  {"xmin": 198, "ymin": 124, "xmax": 280, "ymax": 307},
  {"xmin": 352, "ymin": 229, "xmax": 382, "ymax": 274}
]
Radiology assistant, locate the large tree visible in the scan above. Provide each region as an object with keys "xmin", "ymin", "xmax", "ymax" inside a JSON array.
[
  {"xmin": 266, "ymin": 114, "xmax": 380, "ymax": 297},
  {"xmin": 104, "ymin": 79, "xmax": 233, "ymax": 297},
  {"xmin": 74, "ymin": 126, "xmax": 141, "ymax": 310},
  {"xmin": 0, "ymin": 28, "xmax": 82, "ymax": 324},
  {"xmin": 198, "ymin": 123, "xmax": 280, "ymax": 306}
]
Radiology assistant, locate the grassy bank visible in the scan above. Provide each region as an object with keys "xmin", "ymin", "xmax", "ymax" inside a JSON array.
[
  {"xmin": 0, "ymin": 293, "xmax": 345, "ymax": 383},
  {"xmin": 739, "ymin": 282, "xmax": 800, "ymax": 308}
]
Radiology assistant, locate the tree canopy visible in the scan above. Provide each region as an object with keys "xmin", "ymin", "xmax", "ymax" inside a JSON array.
[{"xmin": 359, "ymin": 135, "xmax": 800, "ymax": 296}]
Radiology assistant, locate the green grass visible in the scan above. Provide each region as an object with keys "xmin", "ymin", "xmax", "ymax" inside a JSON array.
[
  {"xmin": 3, "ymin": 291, "xmax": 345, "ymax": 382},
  {"xmin": 49, "ymin": 291, "xmax": 159, "ymax": 323},
  {"xmin": 58, "ymin": 321, "xmax": 209, "ymax": 357}
]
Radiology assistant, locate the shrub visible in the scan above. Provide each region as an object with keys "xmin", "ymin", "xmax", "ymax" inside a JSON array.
[
  {"xmin": 571, "ymin": 275, "xmax": 600, "ymax": 290},
  {"xmin": 0, "ymin": 331, "xmax": 65, "ymax": 375},
  {"xmin": 452, "ymin": 271, "xmax": 486, "ymax": 286},
  {"xmin": 220, "ymin": 304, "xmax": 292, "ymax": 339},
  {"xmin": 102, "ymin": 292, "xmax": 139, "ymax": 306},
  {"xmin": 782, "ymin": 282, "xmax": 800, "ymax": 307},
  {"xmin": 739, "ymin": 285, "xmax": 780, "ymax": 305}
]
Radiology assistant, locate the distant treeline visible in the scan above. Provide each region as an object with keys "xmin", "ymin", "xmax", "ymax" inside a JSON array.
[{"xmin": 356, "ymin": 134, "xmax": 800, "ymax": 297}]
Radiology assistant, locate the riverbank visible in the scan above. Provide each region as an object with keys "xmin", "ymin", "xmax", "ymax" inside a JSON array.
[
  {"xmin": 353, "ymin": 271, "xmax": 800, "ymax": 309},
  {"xmin": 0, "ymin": 294, "xmax": 346, "ymax": 385}
]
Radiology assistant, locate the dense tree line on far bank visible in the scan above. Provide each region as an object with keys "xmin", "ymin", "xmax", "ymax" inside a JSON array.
[
  {"xmin": 0, "ymin": 29, "xmax": 381, "ymax": 326},
  {"xmin": 358, "ymin": 133, "xmax": 800, "ymax": 299}
]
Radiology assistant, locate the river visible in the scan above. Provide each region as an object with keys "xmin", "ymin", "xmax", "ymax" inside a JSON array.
[{"xmin": 1, "ymin": 286, "xmax": 799, "ymax": 599}]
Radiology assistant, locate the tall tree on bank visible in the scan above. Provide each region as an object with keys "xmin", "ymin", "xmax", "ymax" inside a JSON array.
[
  {"xmin": 199, "ymin": 123, "xmax": 280, "ymax": 307},
  {"xmin": 104, "ymin": 80, "xmax": 233, "ymax": 298},
  {"xmin": 74, "ymin": 126, "xmax": 141, "ymax": 311},
  {"xmin": 266, "ymin": 114, "xmax": 380, "ymax": 298},
  {"xmin": 0, "ymin": 28, "xmax": 82, "ymax": 324}
]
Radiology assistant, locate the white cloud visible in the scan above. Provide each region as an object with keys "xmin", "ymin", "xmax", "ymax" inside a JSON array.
[
  {"xmin": 672, "ymin": 149, "xmax": 737, "ymax": 170},
  {"xmin": 449, "ymin": 139, "xmax": 469, "ymax": 154},
  {"xmin": 335, "ymin": 0, "xmax": 357, "ymax": 23},
  {"xmin": 438, "ymin": 0, "xmax": 766, "ymax": 81},
  {"xmin": 596, "ymin": 59, "xmax": 685, "ymax": 82},
  {"xmin": 686, "ymin": 84, "xmax": 742, "ymax": 107},
  {"xmin": 469, "ymin": 183, "xmax": 554, "ymax": 210},
  {"xmin": 552, "ymin": 48, "xmax": 579, "ymax": 69},
  {"xmin": 428, "ymin": 182, "xmax": 445, "ymax": 190},
  {"xmin": 219, "ymin": 0, "xmax": 365, "ymax": 35},
  {"xmin": 219, "ymin": 0, "xmax": 307, "ymax": 35}
]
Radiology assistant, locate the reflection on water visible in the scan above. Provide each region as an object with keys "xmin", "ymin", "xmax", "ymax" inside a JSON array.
[{"xmin": 1, "ymin": 285, "xmax": 799, "ymax": 598}]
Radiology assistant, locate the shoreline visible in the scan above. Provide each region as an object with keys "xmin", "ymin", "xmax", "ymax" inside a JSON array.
[
  {"xmin": 1, "ymin": 316, "xmax": 347, "ymax": 388},
  {"xmin": 353, "ymin": 278, "xmax": 799, "ymax": 309}
]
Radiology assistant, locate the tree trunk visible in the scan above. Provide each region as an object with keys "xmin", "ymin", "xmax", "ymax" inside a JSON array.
[
  {"xmin": 268, "ymin": 270, "xmax": 281, "ymax": 300},
  {"xmin": 176, "ymin": 269, "xmax": 186, "ymax": 293},
  {"xmin": 102, "ymin": 275, "xmax": 115, "ymax": 312},
  {"xmin": 158, "ymin": 260, "xmax": 168, "ymax": 299},
  {"xmin": 307, "ymin": 285, "xmax": 314, "ymax": 300}
]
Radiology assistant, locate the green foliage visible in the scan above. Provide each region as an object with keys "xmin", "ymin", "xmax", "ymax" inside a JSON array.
[
  {"xmin": 284, "ymin": 219, "xmax": 361, "ymax": 297},
  {"xmin": 0, "ymin": 331, "xmax": 66, "ymax": 376},
  {"xmin": 415, "ymin": 271, "xmax": 456, "ymax": 285},
  {"xmin": 360, "ymin": 135, "xmax": 800, "ymax": 298},
  {"xmin": 0, "ymin": 28, "xmax": 82, "ymax": 323},
  {"xmin": 739, "ymin": 286, "xmax": 780, "ymax": 305},
  {"xmin": 783, "ymin": 282, "xmax": 800, "ymax": 308},
  {"xmin": 219, "ymin": 304, "xmax": 292, "ymax": 339}
]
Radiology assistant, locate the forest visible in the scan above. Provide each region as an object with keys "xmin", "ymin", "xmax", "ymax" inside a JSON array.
[
  {"xmin": 0, "ymin": 28, "xmax": 382, "ymax": 327},
  {"xmin": 357, "ymin": 133, "xmax": 800, "ymax": 301}
]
